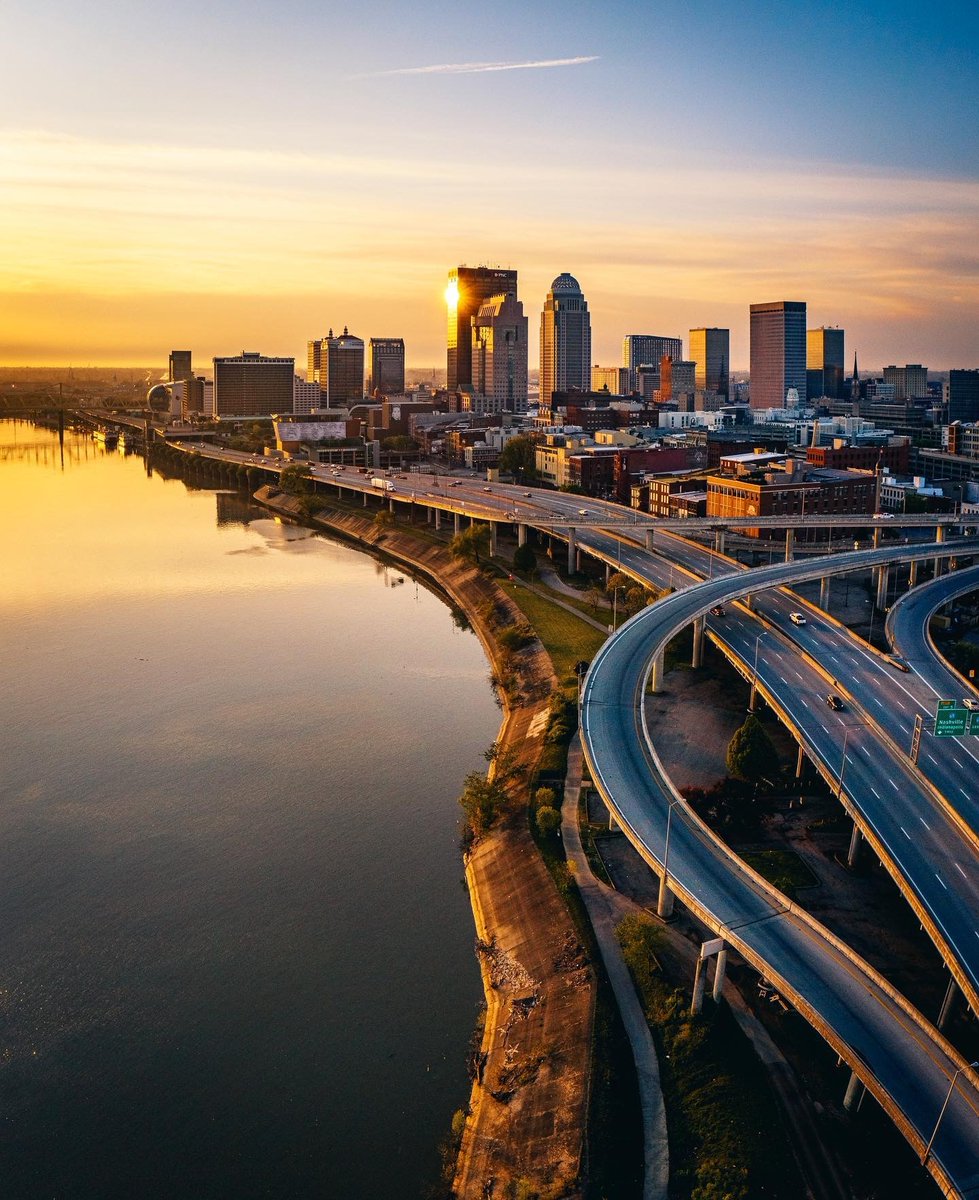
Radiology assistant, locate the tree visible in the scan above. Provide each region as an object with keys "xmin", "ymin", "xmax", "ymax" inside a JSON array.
[
  {"xmin": 381, "ymin": 435, "xmax": 417, "ymax": 452},
  {"xmin": 450, "ymin": 523, "xmax": 491, "ymax": 564},
  {"xmin": 616, "ymin": 912, "xmax": 665, "ymax": 998},
  {"xmin": 373, "ymin": 509, "xmax": 395, "ymax": 527},
  {"xmin": 498, "ymin": 434, "xmax": 538, "ymax": 480},
  {"xmin": 280, "ymin": 464, "xmax": 311, "ymax": 495},
  {"xmin": 536, "ymin": 806, "xmax": 561, "ymax": 837},
  {"xmin": 459, "ymin": 771, "xmax": 507, "ymax": 836},
  {"xmin": 725, "ymin": 714, "xmax": 778, "ymax": 783},
  {"xmin": 512, "ymin": 542, "xmax": 537, "ymax": 576}
]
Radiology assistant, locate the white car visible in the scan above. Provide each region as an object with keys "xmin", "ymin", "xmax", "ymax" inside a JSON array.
[{"xmin": 789, "ymin": 612, "xmax": 807, "ymax": 626}]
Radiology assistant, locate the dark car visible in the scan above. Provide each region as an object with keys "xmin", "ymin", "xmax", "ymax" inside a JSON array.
[
  {"xmin": 709, "ymin": 605, "xmax": 725, "ymax": 617},
  {"xmin": 826, "ymin": 695, "xmax": 844, "ymax": 711},
  {"xmin": 888, "ymin": 655, "xmax": 910, "ymax": 673}
]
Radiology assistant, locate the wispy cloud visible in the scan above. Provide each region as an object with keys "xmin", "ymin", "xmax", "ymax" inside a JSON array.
[{"xmin": 354, "ymin": 56, "xmax": 599, "ymax": 79}]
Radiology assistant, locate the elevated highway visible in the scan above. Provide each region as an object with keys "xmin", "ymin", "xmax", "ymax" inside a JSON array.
[{"xmin": 164, "ymin": 441, "xmax": 979, "ymax": 1193}]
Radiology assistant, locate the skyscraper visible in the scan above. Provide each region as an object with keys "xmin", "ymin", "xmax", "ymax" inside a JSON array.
[
  {"xmin": 622, "ymin": 334, "xmax": 682, "ymax": 393},
  {"xmin": 169, "ymin": 350, "xmax": 193, "ymax": 387},
  {"xmin": 446, "ymin": 266, "xmax": 518, "ymax": 390},
  {"xmin": 806, "ymin": 327, "xmax": 845, "ymax": 399},
  {"xmin": 688, "ymin": 328, "xmax": 729, "ymax": 398},
  {"xmin": 471, "ymin": 294, "xmax": 528, "ymax": 413},
  {"xmin": 540, "ymin": 273, "xmax": 591, "ymax": 407},
  {"xmin": 882, "ymin": 364, "xmax": 928, "ymax": 401},
  {"xmin": 307, "ymin": 328, "xmax": 365, "ymax": 406},
  {"xmin": 749, "ymin": 301, "xmax": 807, "ymax": 409},
  {"xmin": 946, "ymin": 369, "xmax": 979, "ymax": 423},
  {"xmin": 368, "ymin": 338, "xmax": 405, "ymax": 395},
  {"xmin": 212, "ymin": 352, "xmax": 295, "ymax": 418}
]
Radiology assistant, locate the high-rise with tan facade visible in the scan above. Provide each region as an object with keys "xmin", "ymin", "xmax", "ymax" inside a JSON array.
[
  {"xmin": 749, "ymin": 301, "xmax": 806, "ymax": 408},
  {"xmin": 540, "ymin": 273, "xmax": 591, "ymax": 408}
]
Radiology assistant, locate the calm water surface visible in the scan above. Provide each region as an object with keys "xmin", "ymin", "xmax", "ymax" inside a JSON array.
[{"xmin": 0, "ymin": 423, "xmax": 496, "ymax": 1198}]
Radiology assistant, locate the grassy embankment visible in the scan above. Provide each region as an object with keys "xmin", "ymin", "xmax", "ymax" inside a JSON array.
[{"xmin": 506, "ymin": 569, "xmax": 805, "ymax": 1200}]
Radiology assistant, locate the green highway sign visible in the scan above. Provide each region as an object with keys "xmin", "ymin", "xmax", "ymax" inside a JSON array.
[{"xmin": 935, "ymin": 700, "xmax": 969, "ymax": 737}]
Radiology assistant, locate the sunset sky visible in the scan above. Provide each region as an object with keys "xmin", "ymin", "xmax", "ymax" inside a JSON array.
[{"xmin": 2, "ymin": 0, "xmax": 977, "ymax": 371}]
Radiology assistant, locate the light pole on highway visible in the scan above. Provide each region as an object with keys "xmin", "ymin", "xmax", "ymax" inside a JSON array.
[
  {"xmin": 921, "ymin": 1061, "xmax": 978, "ymax": 1165},
  {"xmin": 836, "ymin": 726, "xmax": 851, "ymax": 804},
  {"xmin": 657, "ymin": 795, "xmax": 683, "ymax": 919},
  {"xmin": 749, "ymin": 632, "xmax": 764, "ymax": 713}
]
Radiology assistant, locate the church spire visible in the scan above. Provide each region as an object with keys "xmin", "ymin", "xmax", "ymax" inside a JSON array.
[{"xmin": 850, "ymin": 351, "xmax": 860, "ymax": 401}]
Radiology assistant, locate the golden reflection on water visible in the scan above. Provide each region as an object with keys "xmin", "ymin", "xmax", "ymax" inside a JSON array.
[{"xmin": 0, "ymin": 422, "xmax": 370, "ymax": 610}]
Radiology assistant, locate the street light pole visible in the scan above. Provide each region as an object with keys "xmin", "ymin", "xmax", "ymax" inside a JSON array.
[
  {"xmin": 657, "ymin": 797, "xmax": 681, "ymax": 918},
  {"xmin": 749, "ymin": 632, "xmax": 763, "ymax": 712},
  {"xmin": 837, "ymin": 726, "xmax": 851, "ymax": 804},
  {"xmin": 921, "ymin": 1061, "xmax": 979, "ymax": 1165}
]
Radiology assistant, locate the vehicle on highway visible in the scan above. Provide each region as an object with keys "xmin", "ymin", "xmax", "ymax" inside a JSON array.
[
  {"xmin": 483, "ymin": 486, "xmax": 492, "ymax": 492},
  {"xmin": 523, "ymin": 492, "xmax": 532, "ymax": 498},
  {"xmin": 709, "ymin": 605, "xmax": 725, "ymax": 617},
  {"xmin": 826, "ymin": 695, "xmax": 845, "ymax": 711},
  {"xmin": 963, "ymin": 697, "xmax": 979, "ymax": 711},
  {"xmin": 449, "ymin": 480, "xmax": 462, "ymax": 487},
  {"xmin": 887, "ymin": 655, "xmax": 910, "ymax": 672},
  {"xmin": 371, "ymin": 476, "xmax": 395, "ymax": 492},
  {"xmin": 578, "ymin": 508, "xmax": 589, "ymax": 516},
  {"xmin": 872, "ymin": 512, "xmax": 895, "ymax": 519},
  {"xmin": 789, "ymin": 612, "xmax": 807, "ymax": 625}
]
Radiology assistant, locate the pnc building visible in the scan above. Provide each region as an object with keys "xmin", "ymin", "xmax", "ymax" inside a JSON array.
[
  {"xmin": 749, "ymin": 301, "xmax": 807, "ymax": 409},
  {"xmin": 446, "ymin": 266, "xmax": 518, "ymax": 391}
]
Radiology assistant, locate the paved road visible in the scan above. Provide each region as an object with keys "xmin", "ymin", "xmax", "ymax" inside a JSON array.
[
  {"xmin": 169, "ymin": 442, "xmax": 979, "ymax": 1194},
  {"xmin": 579, "ymin": 580, "xmax": 979, "ymax": 1198}
]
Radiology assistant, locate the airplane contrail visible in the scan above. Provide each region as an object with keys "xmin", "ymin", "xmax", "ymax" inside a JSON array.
[{"xmin": 356, "ymin": 56, "xmax": 599, "ymax": 78}]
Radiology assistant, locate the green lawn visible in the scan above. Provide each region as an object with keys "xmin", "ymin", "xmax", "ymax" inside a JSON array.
[
  {"xmin": 741, "ymin": 848, "xmax": 819, "ymax": 892},
  {"xmin": 505, "ymin": 583, "xmax": 608, "ymax": 682}
]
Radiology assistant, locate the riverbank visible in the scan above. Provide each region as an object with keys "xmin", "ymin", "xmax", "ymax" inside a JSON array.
[{"xmin": 252, "ymin": 487, "xmax": 596, "ymax": 1198}]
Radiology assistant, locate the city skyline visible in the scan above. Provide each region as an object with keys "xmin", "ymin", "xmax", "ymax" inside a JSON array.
[{"xmin": 1, "ymin": 0, "xmax": 977, "ymax": 369}]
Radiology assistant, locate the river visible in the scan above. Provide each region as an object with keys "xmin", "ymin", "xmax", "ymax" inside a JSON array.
[{"xmin": 0, "ymin": 421, "xmax": 496, "ymax": 1198}]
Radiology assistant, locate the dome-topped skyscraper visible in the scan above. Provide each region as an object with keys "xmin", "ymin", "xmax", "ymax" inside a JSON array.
[{"xmin": 540, "ymin": 273, "xmax": 591, "ymax": 408}]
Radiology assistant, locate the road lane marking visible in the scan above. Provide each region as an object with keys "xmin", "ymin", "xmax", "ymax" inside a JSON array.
[
  {"xmin": 871, "ymin": 787, "xmax": 881, "ymax": 798},
  {"xmin": 956, "ymin": 863, "xmax": 967, "ymax": 879},
  {"xmin": 919, "ymin": 816, "xmax": 931, "ymax": 829},
  {"xmin": 936, "ymin": 874, "xmax": 947, "ymax": 890},
  {"xmin": 901, "ymin": 827, "xmax": 911, "ymax": 839}
]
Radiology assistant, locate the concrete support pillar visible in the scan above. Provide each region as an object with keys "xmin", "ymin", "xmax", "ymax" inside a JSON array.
[
  {"xmin": 784, "ymin": 528, "xmax": 795, "ymax": 562},
  {"xmin": 748, "ymin": 681, "xmax": 758, "ymax": 713},
  {"xmin": 909, "ymin": 559, "xmax": 919, "ymax": 587},
  {"xmin": 796, "ymin": 743, "xmax": 805, "ymax": 779},
  {"xmin": 847, "ymin": 821, "xmax": 862, "ymax": 868},
  {"xmin": 489, "ymin": 523, "xmax": 497, "ymax": 558},
  {"xmin": 608, "ymin": 807, "xmax": 617, "ymax": 832},
  {"xmin": 691, "ymin": 956, "xmax": 707, "ymax": 1015},
  {"xmin": 691, "ymin": 616, "xmax": 705, "ymax": 668},
  {"xmin": 743, "ymin": 593, "xmax": 753, "ymax": 611},
  {"xmin": 876, "ymin": 565, "xmax": 889, "ymax": 610},
  {"xmin": 650, "ymin": 649, "xmax": 665, "ymax": 694},
  {"xmin": 714, "ymin": 529, "xmax": 726, "ymax": 556},
  {"xmin": 656, "ymin": 874, "xmax": 674, "ymax": 920},
  {"xmin": 517, "ymin": 523, "xmax": 527, "ymax": 548},
  {"xmin": 937, "ymin": 977, "xmax": 960, "ymax": 1031},
  {"xmin": 434, "ymin": 508, "xmax": 441, "ymax": 531},
  {"xmin": 427, "ymin": 507, "xmax": 432, "ymax": 524},
  {"xmin": 645, "ymin": 529, "xmax": 654, "ymax": 552},
  {"xmin": 454, "ymin": 512, "xmax": 461, "ymax": 535},
  {"xmin": 935, "ymin": 523, "xmax": 946, "ymax": 578},
  {"xmin": 712, "ymin": 949, "xmax": 728, "ymax": 1003},
  {"xmin": 843, "ymin": 1070, "xmax": 864, "ymax": 1113},
  {"xmin": 363, "ymin": 491, "xmax": 367, "ymax": 506},
  {"xmin": 605, "ymin": 562, "xmax": 611, "ymax": 585},
  {"xmin": 567, "ymin": 527, "xmax": 577, "ymax": 576},
  {"xmin": 388, "ymin": 497, "xmax": 395, "ymax": 514},
  {"xmin": 819, "ymin": 576, "xmax": 831, "ymax": 611}
]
